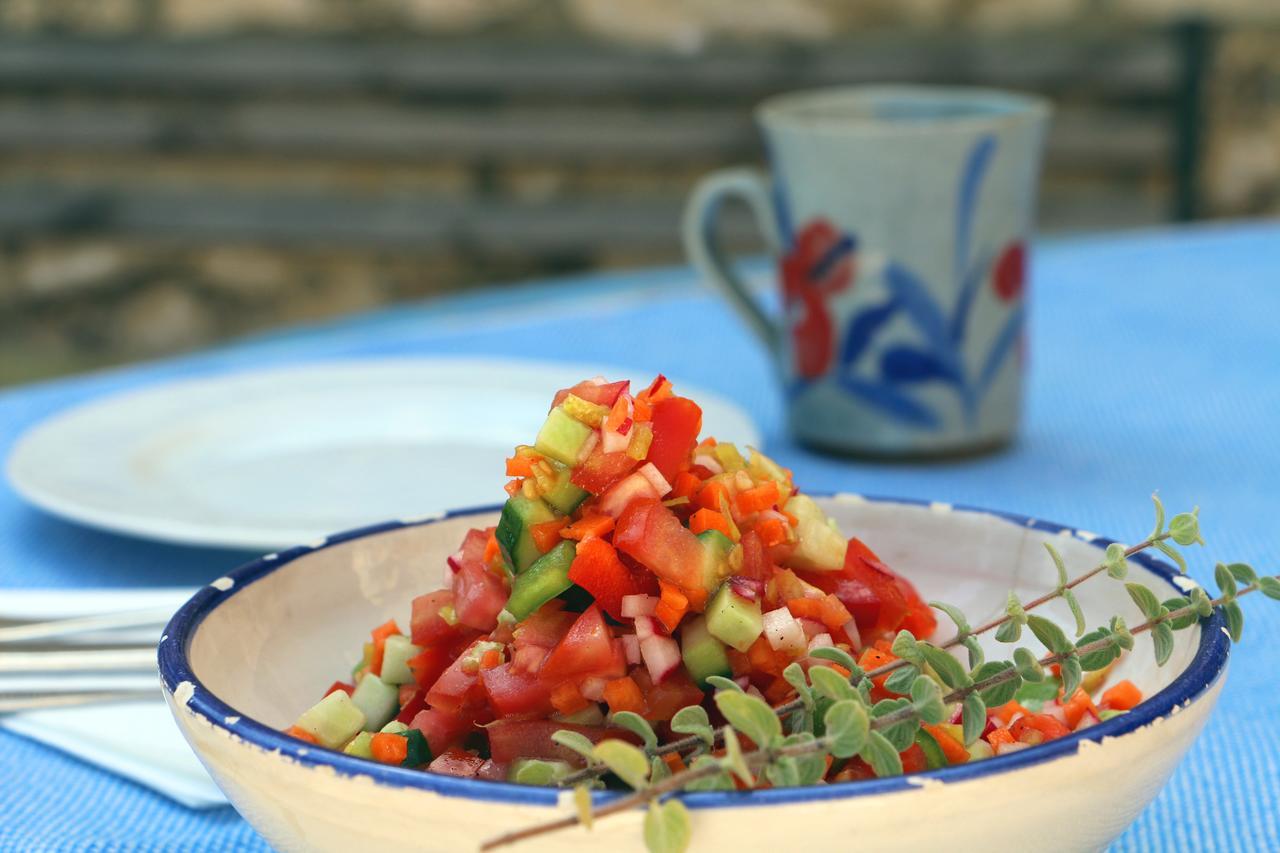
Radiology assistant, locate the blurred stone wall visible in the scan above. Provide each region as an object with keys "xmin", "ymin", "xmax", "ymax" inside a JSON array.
[{"xmin": 1, "ymin": 0, "xmax": 1278, "ymax": 385}]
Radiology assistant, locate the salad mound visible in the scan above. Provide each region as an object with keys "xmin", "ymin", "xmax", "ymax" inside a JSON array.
[{"xmin": 283, "ymin": 376, "xmax": 1143, "ymax": 781}]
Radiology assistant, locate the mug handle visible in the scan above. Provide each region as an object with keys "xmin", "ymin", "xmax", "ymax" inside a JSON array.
[{"xmin": 682, "ymin": 168, "xmax": 784, "ymax": 356}]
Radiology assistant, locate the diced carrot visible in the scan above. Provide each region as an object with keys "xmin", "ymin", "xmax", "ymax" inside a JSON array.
[
  {"xmin": 747, "ymin": 636, "xmax": 790, "ymax": 677},
  {"xmin": 504, "ymin": 479, "xmax": 522, "ymax": 497},
  {"xmin": 923, "ymin": 723, "xmax": 970, "ymax": 764},
  {"xmin": 736, "ymin": 482, "xmax": 780, "ymax": 515},
  {"xmin": 479, "ymin": 649, "xmax": 501, "ymax": 670},
  {"xmin": 550, "ymin": 681, "xmax": 590, "ymax": 715},
  {"xmin": 561, "ymin": 513, "xmax": 615, "ymax": 542},
  {"xmin": 786, "ymin": 597, "xmax": 825, "ymax": 621},
  {"xmin": 662, "ymin": 751, "xmax": 687, "ymax": 774},
  {"xmin": 369, "ymin": 619, "xmax": 401, "ymax": 677},
  {"xmin": 780, "ymin": 509, "xmax": 799, "ymax": 526},
  {"xmin": 370, "ymin": 732, "xmax": 408, "ymax": 765},
  {"xmin": 483, "ymin": 531, "xmax": 500, "ymax": 564},
  {"xmin": 603, "ymin": 676, "xmax": 646, "ymax": 715},
  {"xmin": 754, "ymin": 516, "xmax": 788, "ymax": 548},
  {"xmin": 1101, "ymin": 679, "xmax": 1143, "ymax": 711},
  {"xmin": 857, "ymin": 646, "xmax": 898, "ymax": 699},
  {"xmin": 632, "ymin": 395, "xmax": 653, "ymax": 423},
  {"xmin": 818, "ymin": 594, "xmax": 853, "ymax": 630},
  {"xmin": 285, "ymin": 725, "xmax": 319, "ymax": 745},
  {"xmin": 990, "ymin": 700, "xmax": 1030, "ymax": 725},
  {"xmin": 671, "ymin": 471, "xmax": 701, "ymax": 500},
  {"xmin": 505, "ymin": 456, "xmax": 535, "ymax": 477},
  {"xmin": 764, "ymin": 676, "xmax": 795, "ymax": 704},
  {"xmin": 695, "ymin": 481, "xmax": 729, "ymax": 512},
  {"xmin": 1061, "ymin": 687, "xmax": 1099, "ymax": 729},
  {"xmin": 530, "ymin": 518, "xmax": 569, "ymax": 553},
  {"xmin": 654, "ymin": 581, "xmax": 690, "ymax": 633},
  {"xmin": 986, "ymin": 727, "xmax": 1016, "ymax": 751},
  {"xmin": 689, "ymin": 508, "xmax": 732, "ymax": 538}
]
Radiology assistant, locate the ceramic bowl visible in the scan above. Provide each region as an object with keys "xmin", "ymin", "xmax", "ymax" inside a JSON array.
[{"xmin": 159, "ymin": 496, "xmax": 1228, "ymax": 852}]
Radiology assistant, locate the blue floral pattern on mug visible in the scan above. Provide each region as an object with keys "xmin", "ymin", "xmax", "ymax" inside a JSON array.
[{"xmin": 781, "ymin": 134, "xmax": 1026, "ymax": 430}]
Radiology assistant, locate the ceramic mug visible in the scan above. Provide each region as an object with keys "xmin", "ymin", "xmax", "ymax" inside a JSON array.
[{"xmin": 683, "ymin": 86, "xmax": 1050, "ymax": 457}]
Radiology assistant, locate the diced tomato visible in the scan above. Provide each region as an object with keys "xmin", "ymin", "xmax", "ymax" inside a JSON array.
[
  {"xmin": 568, "ymin": 537, "xmax": 657, "ymax": 620},
  {"xmin": 627, "ymin": 667, "xmax": 703, "ymax": 722},
  {"xmin": 512, "ymin": 601, "xmax": 574, "ymax": 650},
  {"xmin": 481, "ymin": 662, "xmax": 554, "ymax": 717},
  {"xmin": 571, "ymin": 446, "xmax": 640, "ymax": 495},
  {"xmin": 324, "ymin": 681, "xmax": 354, "ymax": 697},
  {"xmin": 410, "ymin": 589, "xmax": 459, "ymax": 646},
  {"xmin": 539, "ymin": 604, "xmax": 623, "ymax": 682},
  {"xmin": 552, "ymin": 380, "xmax": 630, "ymax": 410},
  {"xmin": 476, "ymin": 759, "xmax": 510, "ymax": 781},
  {"xmin": 831, "ymin": 757, "xmax": 877, "ymax": 782},
  {"xmin": 409, "ymin": 707, "xmax": 474, "ymax": 756},
  {"xmin": 740, "ymin": 529, "xmax": 772, "ymax": 582},
  {"xmin": 427, "ymin": 748, "xmax": 485, "ymax": 778},
  {"xmin": 1010, "ymin": 713, "xmax": 1072, "ymax": 744},
  {"xmin": 395, "ymin": 688, "xmax": 428, "ymax": 724},
  {"xmin": 614, "ymin": 499, "xmax": 709, "ymax": 608},
  {"xmin": 452, "ymin": 561, "xmax": 508, "ymax": 632},
  {"xmin": 899, "ymin": 743, "xmax": 928, "ymax": 774},
  {"xmin": 486, "ymin": 720, "xmax": 632, "ymax": 765},
  {"xmin": 644, "ymin": 396, "xmax": 702, "ymax": 481},
  {"xmin": 426, "ymin": 641, "xmax": 487, "ymax": 713},
  {"xmin": 804, "ymin": 538, "xmax": 935, "ymax": 641},
  {"xmin": 406, "ymin": 645, "xmax": 453, "ymax": 691}
]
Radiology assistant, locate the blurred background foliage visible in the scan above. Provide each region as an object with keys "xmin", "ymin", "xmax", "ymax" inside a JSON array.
[{"xmin": 1, "ymin": 0, "xmax": 1278, "ymax": 385}]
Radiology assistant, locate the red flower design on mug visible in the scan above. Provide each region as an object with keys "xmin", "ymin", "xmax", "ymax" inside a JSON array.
[
  {"xmin": 992, "ymin": 242, "xmax": 1026, "ymax": 302},
  {"xmin": 781, "ymin": 219, "xmax": 856, "ymax": 379}
]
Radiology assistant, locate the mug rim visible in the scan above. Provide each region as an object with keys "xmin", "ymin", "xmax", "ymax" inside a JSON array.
[{"xmin": 757, "ymin": 84, "xmax": 1051, "ymax": 136}]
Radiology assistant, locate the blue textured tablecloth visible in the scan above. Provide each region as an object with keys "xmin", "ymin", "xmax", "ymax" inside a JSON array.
[{"xmin": 2, "ymin": 222, "xmax": 1278, "ymax": 851}]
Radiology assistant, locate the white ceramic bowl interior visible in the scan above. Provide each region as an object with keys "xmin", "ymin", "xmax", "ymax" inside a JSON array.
[{"xmin": 160, "ymin": 496, "xmax": 1228, "ymax": 853}]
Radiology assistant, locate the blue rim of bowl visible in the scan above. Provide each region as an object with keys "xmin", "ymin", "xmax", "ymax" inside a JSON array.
[{"xmin": 159, "ymin": 495, "xmax": 1229, "ymax": 810}]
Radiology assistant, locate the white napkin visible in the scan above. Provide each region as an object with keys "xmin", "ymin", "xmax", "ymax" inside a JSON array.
[{"xmin": 0, "ymin": 588, "xmax": 227, "ymax": 809}]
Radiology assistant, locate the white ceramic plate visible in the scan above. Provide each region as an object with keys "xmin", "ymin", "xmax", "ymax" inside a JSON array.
[{"xmin": 6, "ymin": 358, "xmax": 761, "ymax": 551}]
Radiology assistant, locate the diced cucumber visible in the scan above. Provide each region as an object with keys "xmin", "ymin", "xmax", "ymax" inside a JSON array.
[
  {"xmin": 343, "ymin": 731, "xmax": 374, "ymax": 758},
  {"xmin": 680, "ymin": 615, "xmax": 732, "ymax": 688},
  {"xmin": 706, "ymin": 582, "xmax": 764, "ymax": 653},
  {"xmin": 402, "ymin": 729, "xmax": 431, "ymax": 767},
  {"xmin": 505, "ymin": 541, "xmax": 577, "ymax": 621},
  {"xmin": 967, "ymin": 738, "xmax": 994, "ymax": 761},
  {"xmin": 380, "ymin": 635, "xmax": 422, "ymax": 685},
  {"xmin": 379, "ymin": 720, "xmax": 410, "ymax": 735},
  {"xmin": 542, "ymin": 460, "xmax": 589, "ymax": 515},
  {"xmin": 782, "ymin": 494, "xmax": 847, "ymax": 572},
  {"xmin": 295, "ymin": 690, "xmax": 367, "ymax": 750},
  {"xmin": 712, "ymin": 442, "xmax": 747, "ymax": 472},
  {"xmin": 697, "ymin": 530, "xmax": 735, "ymax": 592},
  {"xmin": 915, "ymin": 728, "xmax": 948, "ymax": 769},
  {"xmin": 350, "ymin": 672, "xmax": 399, "ymax": 731},
  {"xmin": 551, "ymin": 704, "xmax": 605, "ymax": 726},
  {"xmin": 510, "ymin": 758, "xmax": 573, "ymax": 785},
  {"xmin": 535, "ymin": 406, "xmax": 594, "ymax": 466},
  {"xmin": 496, "ymin": 496, "xmax": 558, "ymax": 573},
  {"xmin": 747, "ymin": 448, "xmax": 789, "ymax": 485}
]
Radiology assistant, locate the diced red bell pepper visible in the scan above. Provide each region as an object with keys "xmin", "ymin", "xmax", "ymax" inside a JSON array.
[
  {"xmin": 395, "ymin": 688, "xmax": 428, "ymax": 724},
  {"xmin": 409, "ymin": 707, "xmax": 475, "ymax": 756},
  {"xmin": 452, "ymin": 561, "xmax": 508, "ymax": 632},
  {"xmin": 324, "ymin": 681, "xmax": 354, "ymax": 698},
  {"xmin": 613, "ymin": 498, "xmax": 709, "ymax": 608},
  {"xmin": 410, "ymin": 589, "xmax": 459, "ymax": 646},
  {"xmin": 552, "ymin": 380, "xmax": 630, "ymax": 410},
  {"xmin": 406, "ymin": 644, "xmax": 453, "ymax": 691},
  {"xmin": 539, "ymin": 604, "xmax": 623, "ymax": 682},
  {"xmin": 644, "ymin": 396, "xmax": 702, "ymax": 481},
  {"xmin": 571, "ymin": 446, "xmax": 639, "ymax": 495},
  {"xmin": 486, "ymin": 719, "xmax": 633, "ymax": 765},
  {"xmin": 567, "ymin": 537, "xmax": 657, "ymax": 620},
  {"xmin": 427, "ymin": 748, "xmax": 486, "ymax": 778},
  {"xmin": 481, "ymin": 662, "xmax": 554, "ymax": 717}
]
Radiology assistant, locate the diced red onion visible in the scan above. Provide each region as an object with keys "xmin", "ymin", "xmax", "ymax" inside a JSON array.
[
  {"xmin": 640, "ymin": 634, "xmax": 681, "ymax": 684},
  {"xmin": 842, "ymin": 619, "xmax": 863, "ymax": 652},
  {"xmin": 799, "ymin": 618, "xmax": 826, "ymax": 640},
  {"xmin": 762, "ymin": 607, "xmax": 807, "ymax": 654},
  {"xmin": 446, "ymin": 552, "xmax": 464, "ymax": 574},
  {"xmin": 599, "ymin": 471, "xmax": 661, "ymax": 516},
  {"xmin": 727, "ymin": 576, "xmax": 763, "ymax": 601},
  {"xmin": 617, "ymin": 417, "xmax": 633, "ymax": 436},
  {"xmin": 621, "ymin": 634, "xmax": 642, "ymax": 665},
  {"xmin": 576, "ymin": 430, "xmax": 600, "ymax": 463},
  {"xmin": 636, "ymin": 463, "xmax": 672, "ymax": 498},
  {"xmin": 621, "ymin": 594, "xmax": 657, "ymax": 618},
  {"xmin": 580, "ymin": 677, "xmax": 607, "ymax": 702},
  {"xmin": 601, "ymin": 424, "xmax": 629, "ymax": 454},
  {"xmin": 693, "ymin": 454, "xmax": 723, "ymax": 474},
  {"xmin": 633, "ymin": 615, "xmax": 658, "ymax": 640},
  {"xmin": 807, "ymin": 632, "xmax": 834, "ymax": 651}
]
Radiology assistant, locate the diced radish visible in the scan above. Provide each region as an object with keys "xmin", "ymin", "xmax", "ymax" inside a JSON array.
[
  {"xmin": 621, "ymin": 594, "xmax": 657, "ymax": 618},
  {"xmin": 640, "ymin": 634, "xmax": 681, "ymax": 684},
  {"xmin": 599, "ymin": 472, "xmax": 663, "ymax": 517},
  {"xmin": 636, "ymin": 463, "xmax": 672, "ymax": 498},
  {"xmin": 602, "ymin": 425, "xmax": 630, "ymax": 454},
  {"xmin": 745, "ymin": 685, "xmax": 767, "ymax": 701},
  {"xmin": 622, "ymin": 634, "xmax": 642, "ymax": 665},
  {"xmin": 841, "ymin": 619, "xmax": 863, "ymax": 652},
  {"xmin": 633, "ymin": 615, "xmax": 658, "ymax": 640},
  {"xmin": 728, "ymin": 576, "xmax": 763, "ymax": 601},
  {"xmin": 762, "ymin": 607, "xmax": 807, "ymax": 654},
  {"xmin": 807, "ymin": 633, "xmax": 833, "ymax": 650},
  {"xmin": 734, "ymin": 676, "xmax": 751, "ymax": 690},
  {"xmin": 601, "ymin": 397, "xmax": 634, "ymax": 453},
  {"xmin": 693, "ymin": 454, "xmax": 723, "ymax": 474},
  {"xmin": 580, "ymin": 677, "xmax": 607, "ymax": 702}
]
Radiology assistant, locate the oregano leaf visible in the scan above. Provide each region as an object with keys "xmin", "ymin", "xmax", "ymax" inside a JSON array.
[
  {"xmin": 1110, "ymin": 615, "xmax": 1135, "ymax": 650},
  {"xmin": 705, "ymin": 675, "xmax": 743, "ymax": 694},
  {"xmin": 1105, "ymin": 542, "xmax": 1129, "ymax": 580},
  {"xmin": 823, "ymin": 699, "xmax": 870, "ymax": 758},
  {"xmin": 1214, "ymin": 563, "xmax": 1238, "ymax": 600},
  {"xmin": 1150, "ymin": 493, "xmax": 1166, "ymax": 539},
  {"xmin": 644, "ymin": 799, "xmax": 691, "ymax": 853},
  {"xmin": 972, "ymin": 660, "xmax": 1020, "ymax": 707},
  {"xmin": 1125, "ymin": 583, "xmax": 1163, "ymax": 621},
  {"xmin": 552, "ymin": 730, "xmax": 599, "ymax": 763},
  {"xmin": 684, "ymin": 755, "xmax": 735, "ymax": 791},
  {"xmin": 720, "ymin": 727, "xmax": 753, "ymax": 785},
  {"xmin": 611, "ymin": 711, "xmax": 658, "ymax": 752},
  {"xmin": 512, "ymin": 759, "xmax": 569, "ymax": 786},
  {"xmin": 929, "ymin": 600, "xmax": 971, "ymax": 635},
  {"xmin": 1222, "ymin": 602, "xmax": 1245, "ymax": 643},
  {"xmin": 1151, "ymin": 623, "xmax": 1176, "ymax": 666},
  {"xmin": 1063, "ymin": 588, "xmax": 1087, "ymax": 637},
  {"xmin": 1163, "ymin": 597, "xmax": 1198, "ymax": 630},
  {"xmin": 1059, "ymin": 655, "xmax": 1083, "ymax": 697},
  {"xmin": 963, "ymin": 636, "xmax": 985, "ymax": 668},
  {"xmin": 1026, "ymin": 614, "xmax": 1073, "ymax": 654},
  {"xmin": 715, "ymin": 691, "xmax": 782, "ymax": 748},
  {"xmin": 1153, "ymin": 539, "xmax": 1187, "ymax": 574},
  {"xmin": 782, "ymin": 662, "xmax": 813, "ymax": 710},
  {"xmin": 781, "ymin": 733, "xmax": 829, "ymax": 786},
  {"xmin": 908, "ymin": 676, "xmax": 947, "ymax": 725},
  {"xmin": 1226, "ymin": 562, "xmax": 1257, "ymax": 585},
  {"xmin": 872, "ymin": 697, "xmax": 918, "ymax": 751},
  {"xmin": 1044, "ymin": 542, "xmax": 1069, "ymax": 587},
  {"xmin": 573, "ymin": 784, "xmax": 594, "ymax": 829},
  {"xmin": 649, "ymin": 755, "xmax": 670, "ymax": 784},
  {"xmin": 1168, "ymin": 508, "xmax": 1202, "ymax": 546},
  {"xmin": 670, "ymin": 705, "xmax": 715, "ymax": 746},
  {"xmin": 890, "ymin": 630, "xmax": 923, "ymax": 665},
  {"xmin": 808, "ymin": 646, "xmax": 859, "ymax": 674},
  {"xmin": 961, "ymin": 693, "xmax": 987, "ymax": 745},
  {"xmin": 860, "ymin": 730, "xmax": 903, "ymax": 777},
  {"xmin": 1258, "ymin": 576, "xmax": 1280, "ymax": 600},
  {"xmin": 994, "ymin": 619, "xmax": 1022, "ymax": 643},
  {"xmin": 883, "ymin": 663, "xmax": 921, "ymax": 695},
  {"xmin": 592, "ymin": 740, "xmax": 650, "ymax": 790},
  {"xmin": 918, "ymin": 643, "xmax": 971, "ymax": 690},
  {"xmin": 1076, "ymin": 628, "xmax": 1120, "ymax": 671},
  {"xmin": 1013, "ymin": 647, "xmax": 1045, "ymax": 682},
  {"xmin": 809, "ymin": 664, "xmax": 856, "ymax": 701},
  {"xmin": 764, "ymin": 756, "xmax": 801, "ymax": 788}
]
